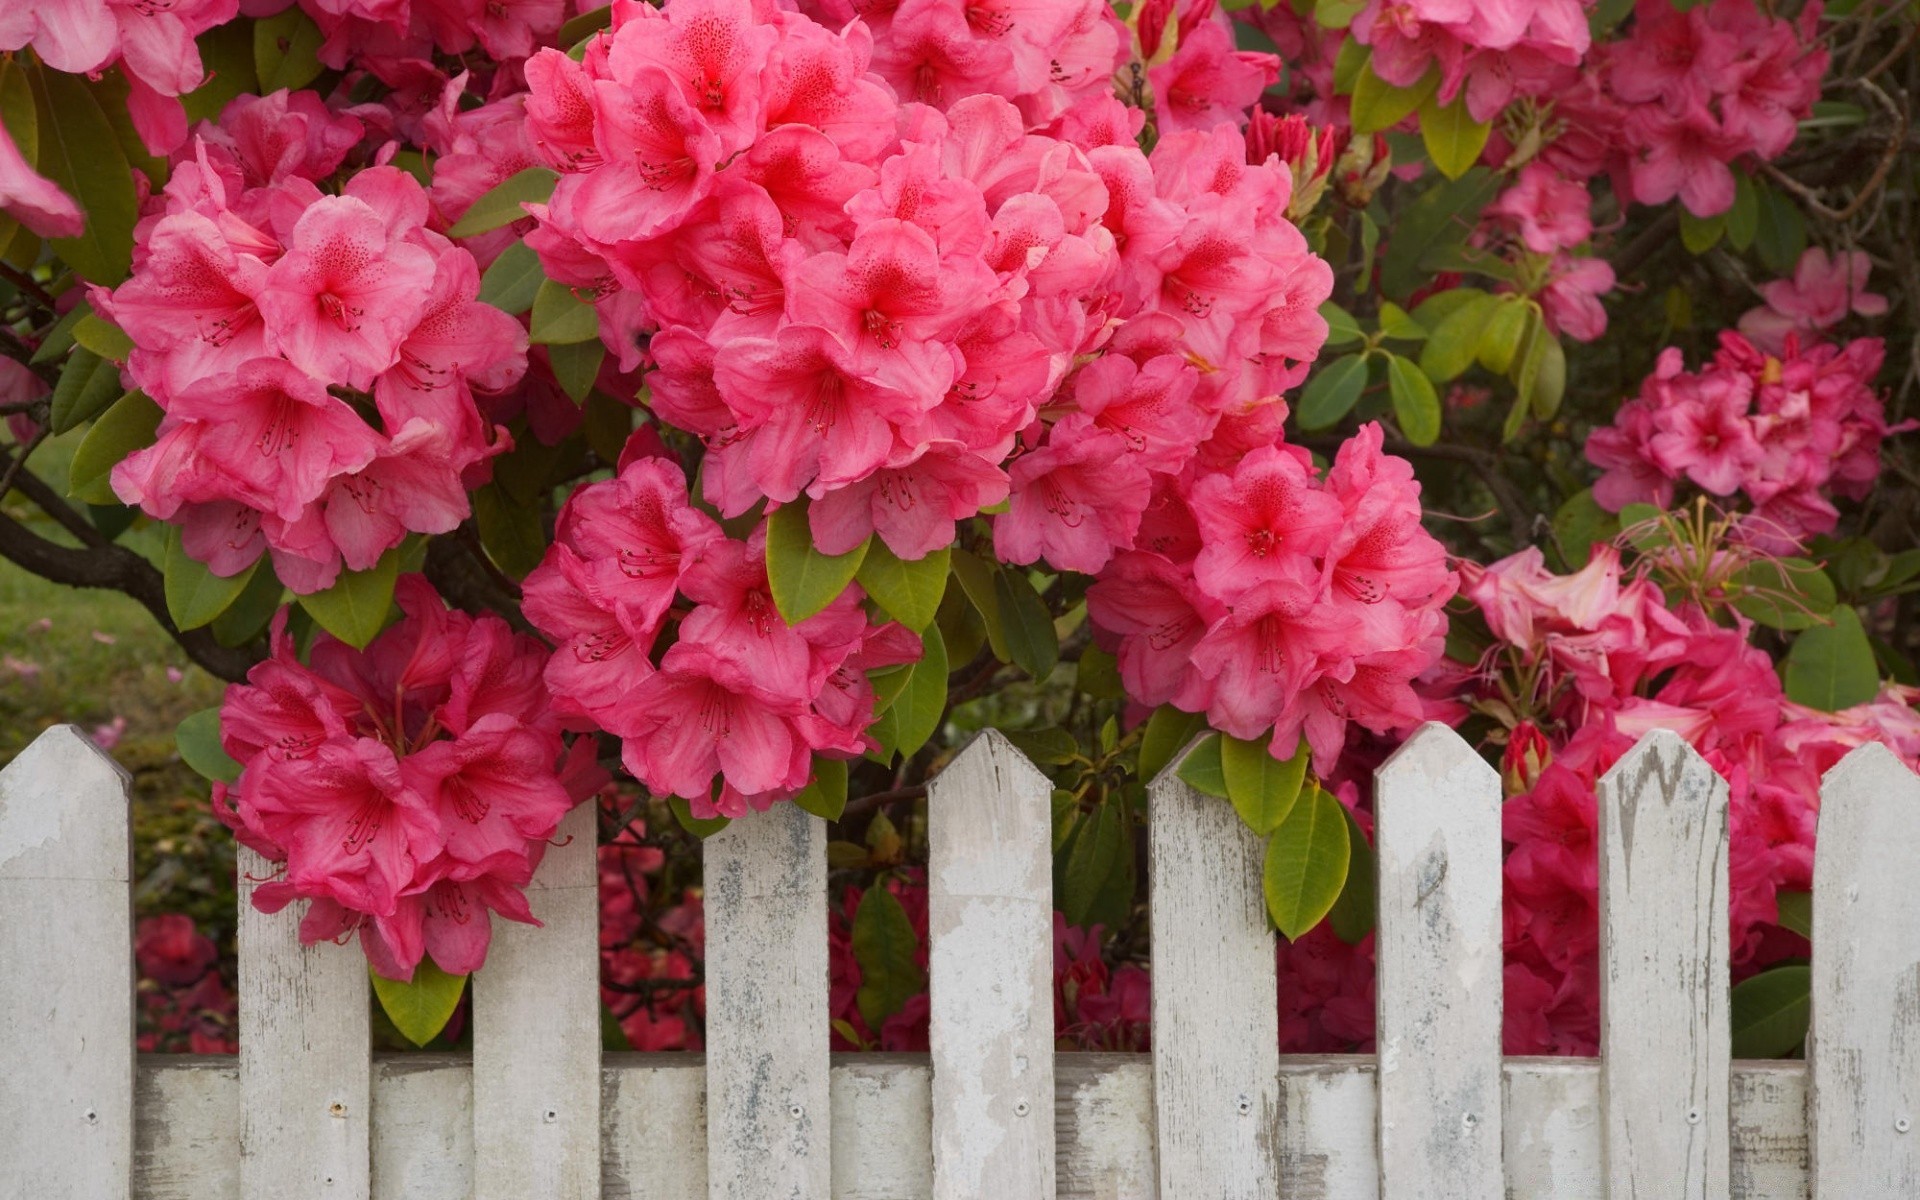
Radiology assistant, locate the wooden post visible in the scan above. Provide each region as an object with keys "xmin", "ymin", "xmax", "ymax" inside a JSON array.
[
  {"xmin": 1148, "ymin": 745, "xmax": 1282, "ymax": 1199},
  {"xmin": 927, "ymin": 731, "xmax": 1056, "ymax": 1199},
  {"xmin": 704, "ymin": 802, "xmax": 830, "ymax": 1200},
  {"xmin": 1597, "ymin": 729, "xmax": 1730, "ymax": 1199},
  {"xmin": 1810, "ymin": 742, "xmax": 1920, "ymax": 1197},
  {"xmin": 0, "ymin": 726, "xmax": 135, "ymax": 1199},
  {"xmin": 472, "ymin": 803, "xmax": 601, "ymax": 1199},
  {"xmin": 1374, "ymin": 723, "xmax": 1504, "ymax": 1198}
]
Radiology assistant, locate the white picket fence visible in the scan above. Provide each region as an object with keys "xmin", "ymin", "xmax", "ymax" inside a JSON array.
[{"xmin": 2, "ymin": 720, "xmax": 1917, "ymax": 1198}]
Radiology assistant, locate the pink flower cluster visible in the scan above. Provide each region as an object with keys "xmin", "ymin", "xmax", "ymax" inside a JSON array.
[
  {"xmin": 1349, "ymin": 0, "xmax": 1594, "ymax": 123},
  {"xmin": 292, "ymin": 0, "xmax": 566, "ymax": 80},
  {"xmin": 101, "ymin": 95, "xmax": 527, "ymax": 594},
  {"xmin": 1089, "ymin": 422, "xmax": 1456, "ymax": 773},
  {"xmin": 1482, "ymin": 164, "xmax": 1615, "ymax": 343},
  {"xmin": 521, "ymin": 453, "xmax": 922, "ymax": 818},
  {"xmin": 1585, "ymin": 331, "xmax": 1892, "ymax": 548},
  {"xmin": 212, "ymin": 577, "xmax": 592, "ymax": 981},
  {"xmin": 1549, "ymin": 0, "xmax": 1827, "ymax": 217},
  {"xmin": 1738, "ymin": 247, "xmax": 1888, "ymax": 353}
]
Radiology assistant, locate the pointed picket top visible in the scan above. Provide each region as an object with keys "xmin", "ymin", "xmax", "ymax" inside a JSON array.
[
  {"xmin": 929, "ymin": 728, "xmax": 1054, "ymax": 897},
  {"xmin": 1374, "ymin": 721, "xmax": 1503, "ymax": 1199},
  {"xmin": 1, "ymin": 724, "xmax": 135, "ymax": 1200},
  {"xmin": 1597, "ymin": 727, "xmax": 1731, "ymax": 1200},
  {"xmin": 1810, "ymin": 739, "xmax": 1920, "ymax": 1197}
]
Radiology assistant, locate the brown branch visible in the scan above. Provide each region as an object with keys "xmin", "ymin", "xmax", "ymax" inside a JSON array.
[
  {"xmin": 0, "ymin": 424, "xmax": 47, "ymax": 499},
  {"xmin": 0, "ymin": 261, "xmax": 56, "ymax": 313},
  {"xmin": 840, "ymin": 784, "xmax": 928, "ymax": 823},
  {"xmin": 5, "ymin": 463, "xmax": 109, "ymax": 549}
]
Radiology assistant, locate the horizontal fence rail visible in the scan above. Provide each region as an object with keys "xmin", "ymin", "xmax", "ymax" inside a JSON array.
[{"xmin": 4, "ymin": 720, "xmax": 1918, "ymax": 1198}]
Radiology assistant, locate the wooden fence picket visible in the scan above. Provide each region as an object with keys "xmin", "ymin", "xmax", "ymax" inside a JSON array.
[
  {"xmin": 704, "ymin": 801, "xmax": 830, "ymax": 1200},
  {"xmin": 1596, "ymin": 729, "xmax": 1730, "ymax": 1200},
  {"xmin": 472, "ymin": 803, "xmax": 601, "ymax": 1199},
  {"xmin": 1374, "ymin": 723, "xmax": 1504, "ymax": 1199},
  {"xmin": 1809, "ymin": 742, "xmax": 1920, "ymax": 1197},
  {"xmin": 0, "ymin": 726, "xmax": 135, "ymax": 1199},
  {"xmin": 236, "ymin": 845, "xmax": 371, "ymax": 1198},
  {"xmin": 1148, "ymin": 745, "xmax": 1282, "ymax": 1199},
  {"xmin": 927, "ymin": 730, "xmax": 1056, "ymax": 1200}
]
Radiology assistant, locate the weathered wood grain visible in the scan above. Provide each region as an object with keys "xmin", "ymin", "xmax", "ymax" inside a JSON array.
[
  {"xmin": 1148, "ymin": 752, "xmax": 1281, "ymax": 1198},
  {"xmin": 1596, "ymin": 729, "xmax": 1731, "ymax": 1200},
  {"xmin": 1810, "ymin": 742, "xmax": 1920, "ymax": 1197},
  {"xmin": 1, "ymin": 726, "xmax": 135, "ymax": 1199},
  {"xmin": 1374, "ymin": 724, "xmax": 1504, "ymax": 1199},
  {"xmin": 472, "ymin": 803, "xmax": 600, "ymax": 1199},
  {"xmin": 237, "ymin": 845, "xmax": 372, "ymax": 1198},
  {"xmin": 125, "ymin": 1055, "xmax": 1819, "ymax": 1198},
  {"xmin": 703, "ymin": 803, "xmax": 829, "ymax": 1200},
  {"xmin": 927, "ymin": 730, "xmax": 1056, "ymax": 1199}
]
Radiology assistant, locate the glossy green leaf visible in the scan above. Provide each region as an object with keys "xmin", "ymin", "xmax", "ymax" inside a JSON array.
[
  {"xmin": 1313, "ymin": 0, "xmax": 1367, "ymax": 28},
  {"xmin": 1551, "ymin": 488, "xmax": 1618, "ymax": 570},
  {"xmin": 1679, "ymin": 208, "xmax": 1725, "ymax": 255},
  {"xmin": 794, "ymin": 757, "xmax": 849, "ymax": 821},
  {"xmin": 871, "ymin": 622, "xmax": 947, "ymax": 761},
  {"xmin": 1003, "ymin": 727, "xmax": 1080, "ymax": 765},
  {"xmin": 1732, "ymin": 558, "xmax": 1837, "ymax": 631},
  {"xmin": 993, "ymin": 568, "xmax": 1059, "ymax": 680},
  {"xmin": 1418, "ymin": 91, "xmax": 1491, "ymax": 180},
  {"xmin": 1327, "ymin": 803, "xmax": 1376, "ymax": 943},
  {"xmin": 1296, "ymin": 352, "xmax": 1370, "ymax": 429},
  {"xmin": 1222, "ymin": 733, "xmax": 1310, "ymax": 837},
  {"xmin": 479, "ymin": 239, "xmax": 546, "ymax": 314},
  {"xmin": 71, "ymin": 313, "xmax": 133, "ymax": 362},
  {"xmin": 1774, "ymin": 889, "xmax": 1812, "ymax": 939},
  {"xmin": 1263, "ymin": 783, "xmax": 1352, "ymax": 940},
  {"xmin": 853, "ymin": 884, "xmax": 925, "ymax": 1030},
  {"xmin": 211, "ymin": 562, "xmax": 285, "ymax": 648},
  {"xmin": 1476, "ymin": 297, "xmax": 1531, "ymax": 374},
  {"xmin": 856, "ymin": 542, "xmax": 949, "ymax": 631},
  {"xmin": 1320, "ymin": 301, "xmax": 1364, "ymax": 347},
  {"xmin": 1059, "ymin": 797, "xmax": 1124, "ymax": 926},
  {"xmin": 28, "ymin": 63, "xmax": 137, "ymax": 284},
  {"xmin": 669, "ymin": 796, "xmax": 730, "ymax": 838},
  {"xmin": 1753, "ymin": 183, "xmax": 1806, "ymax": 275},
  {"xmin": 1175, "ymin": 732, "xmax": 1229, "ymax": 799},
  {"xmin": 1730, "ymin": 964, "xmax": 1810, "ymax": 1059},
  {"xmin": 948, "ymin": 547, "xmax": 1009, "ymax": 663},
  {"xmin": 176, "ymin": 708, "xmax": 242, "ymax": 784},
  {"xmin": 48, "ymin": 348, "xmax": 125, "ymax": 434},
  {"xmin": 1376, "ymin": 301, "xmax": 1426, "ymax": 342},
  {"xmin": 183, "ymin": 22, "xmax": 257, "ymax": 123},
  {"xmin": 371, "ymin": 959, "xmax": 469, "ymax": 1048},
  {"xmin": 164, "ymin": 526, "xmax": 260, "ymax": 631},
  {"xmin": 547, "ymin": 337, "xmax": 604, "ymax": 405},
  {"xmin": 765, "ymin": 501, "xmax": 869, "ymax": 624},
  {"xmin": 1386, "ymin": 352, "xmax": 1441, "ymax": 446},
  {"xmin": 298, "ymin": 549, "xmax": 400, "ymax": 649},
  {"xmin": 1783, "ymin": 606, "xmax": 1879, "ymax": 711},
  {"xmin": 473, "ymin": 485, "xmax": 546, "ymax": 580},
  {"xmin": 1725, "ymin": 173, "xmax": 1760, "ymax": 250},
  {"xmin": 530, "ymin": 278, "xmax": 599, "ymax": 345},
  {"xmin": 67, "ymin": 390, "xmax": 161, "ymax": 504},
  {"xmin": 1417, "ymin": 290, "xmax": 1497, "ymax": 382},
  {"xmin": 254, "ymin": 8, "xmax": 326, "ymax": 92},
  {"xmin": 1350, "ymin": 60, "xmax": 1438, "ymax": 135},
  {"xmin": 1140, "ymin": 706, "xmax": 1205, "ymax": 782},
  {"xmin": 1076, "ymin": 642, "xmax": 1125, "ymax": 700},
  {"xmin": 447, "ymin": 167, "xmax": 559, "ymax": 238},
  {"xmin": 1518, "ymin": 321, "xmax": 1567, "ymax": 420},
  {"xmin": 1379, "ymin": 168, "xmax": 1501, "ymax": 300},
  {"xmin": 558, "ymin": 5, "xmax": 613, "ymax": 43}
]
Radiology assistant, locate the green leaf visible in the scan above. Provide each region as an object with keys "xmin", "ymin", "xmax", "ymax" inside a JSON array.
[
  {"xmin": 765, "ymin": 500, "xmax": 869, "ymax": 624},
  {"xmin": 1376, "ymin": 301, "xmax": 1427, "ymax": 342},
  {"xmin": 871, "ymin": 621, "xmax": 947, "ymax": 761},
  {"xmin": 1732, "ymin": 558, "xmax": 1837, "ymax": 631},
  {"xmin": 1730, "ymin": 964, "xmax": 1811, "ymax": 1059},
  {"xmin": 28, "ymin": 63, "xmax": 137, "ymax": 284},
  {"xmin": 1332, "ymin": 36, "xmax": 1368, "ymax": 93},
  {"xmin": 1313, "ymin": 0, "xmax": 1367, "ymax": 28},
  {"xmin": 794, "ymin": 757, "xmax": 849, "ymax": 821},
  {"xmin": 530, "ymin": 279, "xmax": 600, "ymax": 345},
  {"xmin": 1320, "ymin": 301, "xmax": 1364, "ymax": 347},
  {"xmin": 1476, "ymin": 297, "xmax": 1530, "ymax": 374},
  {"xmin": 558, "ymin": 5, "xmax": 613, "ymax": 43},
  {"xmin": 182, "ymin": 22, "xmax": 258, "ymax": 124},
  {"xmin": 1417, "ymin": 290, "xmax": 1496, "ymax": 382},
  {"xmin": 1379, "ymin": 168, "xmax": 1501, "ymax": 300},
  {"xmin": 1517, "ymin": 321, "xmax": 1567, "ymax": 420},
  {"xmin": 1003, "ymin": 727, "xmax": 1080, "ymax": 765},
  {"xmin": 1262, "ymin": 783, "xmax": 1352, "ymax": 940},
  {"xmin": 211, "ymin": 562, "xmax": 285, "ymax": 648},
  {"xmin": 856, "ymin": 542, "xmax": 949, "ymax": 631},
  {"xmin": 31, "ymin": 300, "xmax": 90, "ymax": 365},
  {"xmin": 1679, "ymin": 208, "xmax": 1725, "ymax": 255},
  {"xmin": 447, "ymin": 167, "xmax": 559, "ymax": 238},
  {"xmin": 1327, "ymin": 803, "xmax": 1375, "ymax": 943},
  {"xmin": 479, "ymin": 240, "xmax": 546, "ymax": 315},
  {"xmin": 298, "ymin": 549, "xmax": 401, "ymax": 649},
  {"xmin": 547, "ymin": 338, "xmax": 604, "ymax": 405},
  {"xmin": 852, "ymin": 884, "xmax": 925, "ymax": 1030},
  {"xmin": 1418, "ymin": 91, "xmax": 1491, "ymax": 180},
  {"xmin": 48, "ymin": 348, "xmax": 126, "ymax": 434},
  {"xmin": 1296, "ymin": 352, "xmax": 1370, "ymax": 429},
  {"xmin": 1076, "ymin": 642, "xmax": 1125, "ymax": 700},
  {"xmin": 1551, "ymin": 488, "xmax": 1618, "ymax": 570},
  {"xmin": 1222, "ymin": 733, "xmax": 1310, "ymax": 837},
  {"xmin": 1783, "ymin": 606, "xmax": 1879, "ymax": 711},
  {"xmin": 164, "ymin": 526, "xmax": 260, "ymax": 631},
  {"xmin": 68, "ymin": 389, "xmax": 161, "ymax": 504},
  {"xmin": 473, "ymin": 485, "xmax": 546, "ymax": 580},
  {"xmin": 993, "ymin": 568, "xmax": 1059, "ymax": 680},
  {"xmin": 669, "ymin": 796, "xmax": 730, "ymax": 838},
  {"xmin": 175, "ymin": 708, "xmax": 242, "ymax": 784},
  {"xmin": 1386, "ymin": 352, "xmax": 1441, "ymax": 446},
  {"xmin": 371, "ymin": 959, "xmax": 469, "ymax": 1048},
  {"xmin": 1176, "ymin": 732, "xmax": 1229, "ymax": 798},
  {"xmin": 254, "ymin": 9, "xmax": 325, "ymax": 92},
  {"xmin": 1774, "ymin": 889, "xmax": 1812, "ymax": 939},
  {"xmin": 1753, "ymin": 183, "xmax": 1806, "ymax": 275},
  {"xmin": 1059, "ymin": 797, "xmax": 1124, "ymax": 926},
  {"xmin": 1140, "ymin": 706, "xmax": 1205, "ymax": 782},
  {"xmin": 1350, "ymin": 60, "xmax": 1438, "ymax": 135},
  {"xmin": 71, "ymin": 313, "xmax": 134, "ymax": 362},
  {"xmin": 949, "ymin": 547, "xmax": 1010, "ymax": 663},
  {"xmin": 1725, "ymin": 173, "xmax": 1760, "ymax": 250}
]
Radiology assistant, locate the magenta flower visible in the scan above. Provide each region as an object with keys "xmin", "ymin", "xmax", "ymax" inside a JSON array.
[
  {"xmin": 996, "ymin": 418, "xmax": 1150, "ymax": 574},
  {"xmin": 1188, "ymin": 443, "xmax": 1343, "ymax": 602}
]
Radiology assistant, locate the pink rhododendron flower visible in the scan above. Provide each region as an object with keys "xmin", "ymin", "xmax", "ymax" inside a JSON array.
[
  {"xmin": 0, "ymin": 117, "xmax": 83, "ymax": 239},
  {"xmin": 1738, "ymin": 249, "xmax": 1888, "ymax": 353}
]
